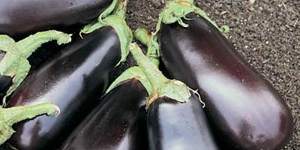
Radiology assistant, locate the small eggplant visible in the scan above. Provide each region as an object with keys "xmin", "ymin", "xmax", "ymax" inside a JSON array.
[
  {"xmin": 156, "ymin": 1, "xmax": 293, "ymax": 149},
  {"xmin": 60, "ymin": 78, "xmax": 148, "ymax": 150},
  {"xmin": 0, "ymin": 0, "xmax": 113, "ymax": 36},
  {"xmin": 129, "ymin": 43, "xmax": 219, "ymax": 150},
  {"xmin": 6, "ymin": 2, "xmax": 132, "ymax": 149}
]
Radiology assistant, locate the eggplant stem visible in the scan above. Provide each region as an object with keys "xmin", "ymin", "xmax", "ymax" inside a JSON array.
[
  {"xmin": 130, "ymin": 43, "xmax": 168, "ymax": 88},
  {"xmin": 105, "ymin": 66, "xmax": 153, "ymax": 95},
  {"xmin": 82, "ymin": 0, "xmax": 132, "ymax": 65},
  {"xmin": 130, "ymin": 43, "xmax": 191, "ymax": 106}
]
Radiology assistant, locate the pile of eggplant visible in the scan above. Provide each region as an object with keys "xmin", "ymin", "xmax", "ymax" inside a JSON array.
[{"xmin": 0, "ymin": 0, "xmax": 293, "ymax": 150}]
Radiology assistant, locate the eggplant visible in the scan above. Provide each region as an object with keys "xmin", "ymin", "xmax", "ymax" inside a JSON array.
[
  {"xmin": 0, "ymin": 31, "xmax": 72, "ymax": 105},
  {"xmin": 128, "ymin": 43, "xmax": 220, "ymax": 150},
  {"xmin": 6, "ymin": 26, "xmax": 122, "ymax": 150},
  {"xmin": 158, "ymin": 12, "xmax": 293, "ymax": 149},
  {"xmin": 148, "ymin": 95, "xmax": 218, "ymax": 150},
  {"xmin": 60, "ymin": 78, "xmax": 148, "ymax": 150},
  {"xmin": 0, "ymin": 0, "xmax": 113, "ymax": 36}
]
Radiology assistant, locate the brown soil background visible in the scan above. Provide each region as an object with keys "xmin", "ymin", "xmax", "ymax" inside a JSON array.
[{"xmin": 126, "ymin": 0, "xmax": 299, "ymax": 149}]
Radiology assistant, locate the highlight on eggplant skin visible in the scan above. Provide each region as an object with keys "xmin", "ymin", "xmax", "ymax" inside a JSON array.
[
  {"xmin": 147, "ymin": 94, "xmax": 219, "ymax": 150},
  {"xmin": 0, "ymin": 0, "xmax": 113, "ymax": 36},
  {"xmin": 159, "ymin": 13, "xmax": 293, "ymax": 150},
  {"xmin": 6, "ymin": 27, "xmax": 122, "ymax": 150},
  {"xmin": 60, "ymin": 79, "xmax": 148, "ymax": 150}
]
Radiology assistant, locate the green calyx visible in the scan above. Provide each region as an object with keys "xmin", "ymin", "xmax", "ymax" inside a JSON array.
[
  {"xmin": 0, "ymin": 102, "xmax": 60, "ymax": 145},
  {"xmin": 81, "ymin": 0, "xmax": 132, "ymax": 65},
  {"xmin": 105, "ymin": 66, "xmax": 153, "ymax": 95},
  {"xmin": 0, "ymin": 31, "xmax": 72, "ymax": 105},
  {"xmin": 156, "ymin": 0, "xmax": 229, "ymax": 37},
  {"xmin": 130, "ymin": 43, "xmax": 192, "ymax": 108}
]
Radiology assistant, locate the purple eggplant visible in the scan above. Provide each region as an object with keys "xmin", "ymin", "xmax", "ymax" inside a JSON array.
[
  {"xmin": 0, "ymin": 0, "xmax": 113, "ymax": 36},
  {"xmin": 0, "ymin": 31, "xmax": 72, "ymax": 105},
  {"xmin": 5, "ymin": 0, "xmax": 133, "ymax": 148},
  {"xmin": 158, "ymin": 11, "xmax": 293, "ymax": 150},
  {"xmin": 60, "ymin": 78, "xmax": 148, "ymax": 150},
  {"xmin": 6, "ymin": 27, "xmax": 122, "ymax": 150},
  {"xmin": 129, "ymin": 43, "xmax": 220, "ymax": 150}
]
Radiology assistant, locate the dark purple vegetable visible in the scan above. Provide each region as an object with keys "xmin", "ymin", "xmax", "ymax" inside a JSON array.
[
  {"xmin": 60, "ymin": 78, "xmax": 148, "ymax": 150},
  {"xmin": 148, "ymin": 95, "xmax": 218, "ymax": 150},
  {"xmin": 6, "ymin": 26, "xmax": 122, "ymax": 150},
  {"xmin": 0, "ymin": 0, "xmax": 113, "ymax": 36},
  {"xmin": 129, "ymin": 43, "xmax": 219, "ymax": 150},
  {"xmin": 159, "ymin": 13, "xmax": 293, "ymax": 149},
  {"xmin": 0, "ymin": 31, "xmax": 71, "ymax": 104}
]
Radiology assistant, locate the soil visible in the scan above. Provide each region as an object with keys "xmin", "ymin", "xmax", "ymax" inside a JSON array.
[{"xmin": 126, "ymin": 0, "xmax": 299, "ymax": 149}]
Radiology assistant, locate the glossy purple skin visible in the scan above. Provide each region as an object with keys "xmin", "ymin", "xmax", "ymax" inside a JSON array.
[
  {"xmin": 0, "ymin": 50, "xmax": 12, "ymax": 102},
  {"xmin": 0, "ymin": 0, "xmax": 112, "ymax": 36},
  {"xmin": 147, "ymin": 95, "xmax": 219, "ymax": 150},
  {"xmin": 159, "ymin": 13, "xmax": 293, "ymax": 150},
  {"xmin": 7, "ymin": 27, "xmax": 121, "ymax": 150},
  {"xmin": 60, "ymin": 79, "xmax": 148, "ymax": 150}
]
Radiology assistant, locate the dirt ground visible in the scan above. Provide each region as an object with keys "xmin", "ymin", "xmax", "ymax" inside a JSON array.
[{"xmin": 126, "ymin": 0, "xmax": 299, "ymax": 149}]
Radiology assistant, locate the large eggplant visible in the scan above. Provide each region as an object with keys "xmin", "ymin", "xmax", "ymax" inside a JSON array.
[
  {"xmin": 0, "ymin": 0, "xmax": 113, "ymax": 36},
  {"xmin": 6, "ymin": 26, "xmax": 122, "ymax": 150},
  {"xmin": 60, "ymin": 78, "xmax": 148, "ymax": 150},
  {"xmin": 158, "ymin": 12, "xmax": 293, "ymax": 149},
  {"xmin": 129, "ymin": 43, "xmax": 219, "ymax": 150}
]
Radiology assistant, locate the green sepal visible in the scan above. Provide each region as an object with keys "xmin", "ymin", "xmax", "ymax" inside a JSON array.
[
  {"xmin": 155, "ymin": 1, "xmax": 195, "ymax": 32},
  {"xmin": 0, "ymin": 31, "xmax": 72, "ymax": 105},
  {"xmin": 0, "ymin": 102, "xmax": 60, "ymax": 145},
  {"xmin": 155, "ymin": 0, "xmax": 229, "ymax": 37},
  {"xmin": 81, "ymin": 21, "xmax": 106, "ymax": 34},
  {"xmin": 158, "ymin": 80, "xmax": 191, "ymax": 103},
  {"xmin": 105, "ymin": 66, "xmax": 153, "ymax": 95},
  {"xmin": 130, "ymin": 43, "xmax": 193, "ymax": 107},
  {"xmin": 81, "ymin": 15, "xmax": 132, "ymax": 65}
]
